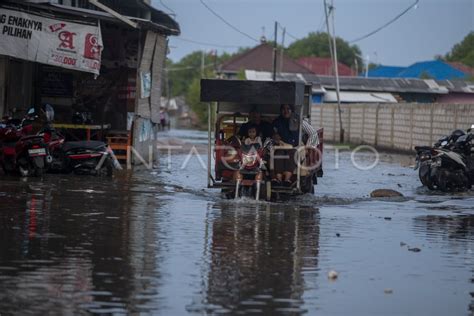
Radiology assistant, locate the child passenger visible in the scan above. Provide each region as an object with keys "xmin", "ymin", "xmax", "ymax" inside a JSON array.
[{"xmin": 244, "ymin": 125, "xmax": 262, "ymax": 147}]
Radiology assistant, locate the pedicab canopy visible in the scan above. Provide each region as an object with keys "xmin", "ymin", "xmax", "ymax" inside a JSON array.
[{"xmin": 200, "ymin": 79, "xmax": 306, "ymax": 106}]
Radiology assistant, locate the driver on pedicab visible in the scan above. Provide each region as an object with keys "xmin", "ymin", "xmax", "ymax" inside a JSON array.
[{"xmin": 271, "ymin": 104, "xmax": 319, "ymax": 187}]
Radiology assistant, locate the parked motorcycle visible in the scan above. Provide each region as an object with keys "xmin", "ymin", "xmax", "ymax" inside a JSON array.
[
  {"xmin": 47, "ymin": 138, "xmax": 115, "ymax": 176},
  {"xmin": 415, "ymin": 127, "xmax": 474, "ymax": 192},
  {"xmin": 1, "ymin": 134, "xmax": 49, "ymax": 177},
  {"xmin": 36, "ymin": 105, "xmax": 115, "ymax": 176},
  {"xmin": 0, "ymin": 109, "xmax": 48, "ymax": 177}
]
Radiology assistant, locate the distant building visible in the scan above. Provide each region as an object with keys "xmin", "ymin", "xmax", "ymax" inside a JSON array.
[
  {"xmin": 246, "ymin": 70, "xmax": 474, "ymax": 104},
  {"xmin": 297, "ymin": 57, "xmax": 354, "ymax": 76},
  {"xmin": 217, "ymin": 41, "xmax": 312, "ymax": 79},
  {"xmin": 365, "ymin": 66, "xmax": 406, "ymax": 78},
  {"xmin": 367, "ymin": 60, "xmax": 474, "ymax": 80}
]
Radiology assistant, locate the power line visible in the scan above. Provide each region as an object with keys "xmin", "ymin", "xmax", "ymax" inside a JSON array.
[
  {"xmin": 199, "ymin": 0, "xmax": 259, "ymax": 43},
  {"xmin": 159, "ymin": 0, "xmax": 175, "ymax": 17},
  {"xmin": 277, "ymin": 22, "xmax": 298, "ymax": 42},
  {"xmin": 173, "ymin": 37, "xmax": 242, "ymax": 48},
  {"xmin": 350, "ymin": 0, "xmax": 419, "ymax": 43},
  {"xmin": 316, "ymin": 10, "xmax": 326, "ymax": 33}
]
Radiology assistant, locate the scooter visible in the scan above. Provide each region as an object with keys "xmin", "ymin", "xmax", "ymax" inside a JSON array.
[
  {"xmin": 38, "ymin": 105, "xmax": 116, "ymax": 176},
  {"xmin": 47, "ymin": 138, "xmax": 115, "ymax": 176}
]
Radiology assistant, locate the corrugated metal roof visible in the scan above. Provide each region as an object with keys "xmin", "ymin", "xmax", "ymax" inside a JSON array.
[
  {"xmin": 396, "ymin": 60, "xmax": 467, "ymax": 80},
  {"xmin": 303, "ymin": 75, "xmax": 449, "ymax": 94},
  {"xmin": 366, "ymin": 66, "xmax": 406, "ymax": 77},
  {"xmin": 4, "ymin": 1, "xmax": 180, "ymax": 35},
  {"xmin": 368, "ymin": 61, "xmax": 470, "ymax": 80},
  {"xmin": 246, "ymin": 71, "xmax": 474, "ymax": 94},
  {"xmin": 324, "ymin": 91, "xmax": 397, "ymax": 103}
]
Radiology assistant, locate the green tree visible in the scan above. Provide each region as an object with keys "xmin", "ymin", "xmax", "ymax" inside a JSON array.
[
  {"xmin": 164, "ymin": 49, "xmax": 246, "ymax": 98},
  {"xmin": 186, "ymin": 77, "xmax": 207, "ymax": 127},
  {"xmin": 286, "ymin": 32, "xmax": 363, "ymax": 68},
  {"xmin": 368, "ymin": 63, "xmax": 380, "ymax": 70},
  {"xmin": 445, "ymin": 31, "xmax": 474, "ymax": 67},
  {"xmin": 184, "ymin": 66, "xmax": 217, "ymax": 128},
  {"xmin": 165, "ymin": 49, "xmax": 249, "ymax": 126}
]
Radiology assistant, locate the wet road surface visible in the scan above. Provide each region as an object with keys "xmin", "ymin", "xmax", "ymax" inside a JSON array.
[{"xmin": 0, "ymin": 129, "xmax": 473, "ymax": 315}]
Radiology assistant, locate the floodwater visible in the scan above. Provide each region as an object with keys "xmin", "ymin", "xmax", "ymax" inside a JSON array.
[{"xmin": 0, "ymin": 129, "xmax": 473, "ymax": 315}]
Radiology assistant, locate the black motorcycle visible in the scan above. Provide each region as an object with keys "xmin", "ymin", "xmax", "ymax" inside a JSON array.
[{"xmin": 415, "ymin": 129, "xmax": 473, "ymax": 192}]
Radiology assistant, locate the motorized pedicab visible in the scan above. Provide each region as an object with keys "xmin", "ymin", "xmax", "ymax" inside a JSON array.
[{"xmin": 200, "ymin": 79, "xmax": 324, "ymax": 201}]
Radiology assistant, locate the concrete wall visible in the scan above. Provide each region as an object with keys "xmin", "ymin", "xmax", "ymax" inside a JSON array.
[{"xmin": 311, "ymin": 103, "xmax": 474, "ymax": 151}]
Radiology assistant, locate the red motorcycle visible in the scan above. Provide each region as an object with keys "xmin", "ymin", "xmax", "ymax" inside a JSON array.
[
  {"xmin": 0, "ymin": 111, "xmax": 47, "ymax": 177},
  {"xmin": 234, "ymin": 142, "xmax": 267, "ymax": 200},
  {"xmin": 1, "ymin": 135, "xmax": 49, "ymax": 177}
]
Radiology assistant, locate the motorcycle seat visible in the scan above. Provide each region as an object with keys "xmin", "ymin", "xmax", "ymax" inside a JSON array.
[{"xmin": 62, "ymin": 141, "xmax": 106, "ymax": 152}]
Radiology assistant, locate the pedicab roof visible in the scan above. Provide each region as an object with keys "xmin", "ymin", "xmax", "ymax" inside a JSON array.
[{"xmin": 200, "ymin": 79, "xmax": 306, "ymax": 106}]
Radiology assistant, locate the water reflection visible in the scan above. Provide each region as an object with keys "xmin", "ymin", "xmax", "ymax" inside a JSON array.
[
  {"xmin": 0, "ymin": 175, "xmax": 168, "ymax": 314},
  {"xmin": 413, "ymin": 214, "xmax": 474, "ymax": 241},
  {"xmin": 413, "ymin": 214, "xmax": 474, "ymax": 315},
  {"xmin": 190, "ymin": 202, "xmax": 320, "ymax": 314}
]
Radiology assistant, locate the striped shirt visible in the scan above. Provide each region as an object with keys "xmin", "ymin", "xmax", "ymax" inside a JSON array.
[{"xmin": 302, "ymin": 119, "xmax": 319, "ymax": 147}]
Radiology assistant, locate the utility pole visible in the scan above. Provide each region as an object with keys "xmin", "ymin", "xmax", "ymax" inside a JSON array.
[
  {"xmin": 272, "ymin": 21, "xmax": 278, "ymax": 81},
  {"xmin": 279, "ymin": 26, "xmax": 286, "ymax": 74},
  {"xmin": 324, "ymin": 0, "xmax": 344, "ymax": 143},
  {"xmin": 324, "ymin": 0, "xmax": 334, "ymax": 73},
  {"xmin": 365, "ymin": 54, "xmax": 370, "ymax": 78},
  {"xmin": 201, "ymin": 50, "xmax": 205, "ymax": 78}
]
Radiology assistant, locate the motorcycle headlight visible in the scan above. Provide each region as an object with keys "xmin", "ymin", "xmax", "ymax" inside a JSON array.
[
  {"xmin": 242, "ymin": 154, "xmax": 257, "ymax": 165},
  {"xmin": 225, "ymin": 148, "xmax": 237, "ymax": 158},
  {"xmin": 420, "ymin": 154, "xmax": 431, "ymax": 161}
]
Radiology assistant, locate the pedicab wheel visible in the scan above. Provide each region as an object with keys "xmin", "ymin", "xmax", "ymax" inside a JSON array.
[
  {"xmin": 302, "ymin": 176, "xmax": 314, "ymax": 194},
  {"xmin": 419, "ymin": 165, "xmax": 434, "ymax": 190},
  {"xmin": 221, "ymin": 189, "xmax": 234, "ymax": 199}
]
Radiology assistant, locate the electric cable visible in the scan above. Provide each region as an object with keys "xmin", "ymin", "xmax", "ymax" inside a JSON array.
[
  {"xmin": 159, "ymin": 0, "xmax": 176, "ymax": 16},
  {"xmin": 199, "ymin": 0, "xmax": 259, "ymax": 42},
  {"xmin": 173, "ymin": 37, "xmax": 242, "ymax": 48},
  {"xmin": 350, "ymin": 0, "xmax": 419, "ymax": 43}
]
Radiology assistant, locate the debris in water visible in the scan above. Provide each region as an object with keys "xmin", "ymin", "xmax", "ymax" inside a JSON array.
[
  {"xmin": 328, "ymin": 270, "xmax": 338, "ymax": 280},
  {"xmin": 370, "ymin": 189, "xmax": 403, "ymax": 198},
  {"xmin": 336, "ymin": 233, "xmax": 340, "ymax": 237},
  {"xmin": 400, "ymin": 242, "xmax": 406, "ymax": 247},
  {"xmin": 408, "ymin": 247, "xmax": 421, "ymax": 252},
  {"xmin": 384, "ymin": 288, "xmax": 393, "ymax": 294},
  {"xmin": 384, "ymin": 217, "xmax": 392, "ymax": 221}
]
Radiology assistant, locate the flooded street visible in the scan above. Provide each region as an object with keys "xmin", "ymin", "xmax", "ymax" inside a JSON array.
[{"xmin": 1, "ymin": 129, "xmax": 473, "ymax": 315}]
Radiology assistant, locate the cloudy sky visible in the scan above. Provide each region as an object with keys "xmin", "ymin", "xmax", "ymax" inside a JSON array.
[{"xmin": 152, "ymin": 0, "xmax": 473, "ymax": 67}]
